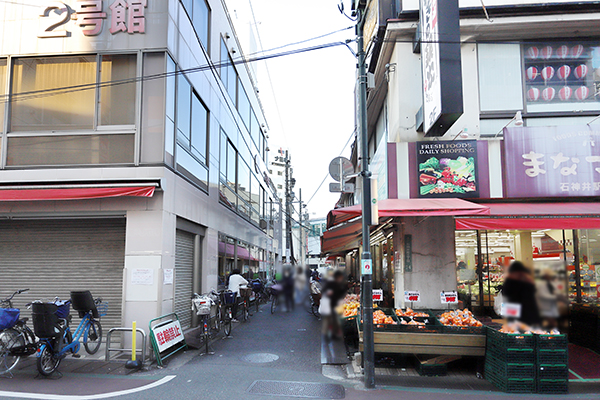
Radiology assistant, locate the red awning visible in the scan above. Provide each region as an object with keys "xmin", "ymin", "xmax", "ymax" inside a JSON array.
[
  {"xmin": 327, "ymin": 198, "xmax": 490, "ymax": 229},
  {"xmin": 456, "ymin": 202, "xmax": 600, "ymax": 230},
  {"xmin": 321, "ymin": 221, "xmax": 363, "ymax": 254},
  {"xmin": 0, "ymin": 185, "xmax": 156, "ymax": 201}
]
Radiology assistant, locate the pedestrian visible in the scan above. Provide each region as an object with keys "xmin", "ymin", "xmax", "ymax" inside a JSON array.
[
  {"xmin": 321, "ymin": 270, "xmax": 347, "ymax": 339},
  {"xmin": 309, "ymin": 270, "xmax": 322, "ymax": 308},
  {"xmin": 282, "ymin": 266, "xmax": 295, "ymax": 312},
  {"xmin": 536, "ymin": 269, "xmax": 560, "ymax": 330},
  {"xmin": 502, "ymin": 261, "xmax": 541, "ymax": 326},
  {"xmin": 228, "ymin": 269, "xmax": 248, "ymax": 323}
]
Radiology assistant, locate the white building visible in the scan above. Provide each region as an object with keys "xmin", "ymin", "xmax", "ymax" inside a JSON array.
[{"xmin": 0, "ymin": 0, "xmax": 279, "ymax": 333}]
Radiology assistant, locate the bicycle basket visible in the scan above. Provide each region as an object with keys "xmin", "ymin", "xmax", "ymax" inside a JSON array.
[
  {"xmin": 0, "ymin": 308, "xmax": 19, "ymax": 330},
  {"xmin": 31, "ymin": 303, "xmax": 60, "ymax": 339},
  {"xmin": 70, "ymin": 291, "xmax": 98, "ymax": 318},
  {"xmin": 239, "ymin": 287, "xmax": 253, "ymax": 298},
  {"xmin": 252, "ymin": 280, "xmax": 263, "ymax": 291},
  {"xmin": 192, "ymin": 296, "xmax": 213, "ymax": 316},
  {"xmin": 96, "ymin": 302, "xmax": 108, "ymax": 317},
  {"xmin": 55, "ymin": 301, "xmax": 71, "ymax": 319},
  {"xmin": 222, "ymin": 291, "xmax": 236, "ymax": 305}
]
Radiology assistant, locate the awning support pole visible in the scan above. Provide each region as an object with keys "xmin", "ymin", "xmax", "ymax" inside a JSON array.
[
  {"xmin": 573, "ymin": 229, "xmax": 582, "ymax": 303},
  {"xmin": 476, "ymin": 230, "xmax": 485, "ymax": 314}
]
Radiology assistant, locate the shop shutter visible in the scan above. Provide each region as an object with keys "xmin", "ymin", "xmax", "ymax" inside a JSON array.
[
  {"xmin": 0, "ymin": 218, "xmax": 125, "ymax": 334},
  {"xmin": 174, "ymin": 230, "xmax": 194, "ymax": 329}
]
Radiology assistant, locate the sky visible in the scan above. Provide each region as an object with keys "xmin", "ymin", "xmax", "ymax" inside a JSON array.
[{"xmin": 226, "ymin": 0, "xmax": 358, "ymax": 220}]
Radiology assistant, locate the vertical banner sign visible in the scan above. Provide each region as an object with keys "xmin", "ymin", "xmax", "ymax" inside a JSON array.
[
  {"xmin": 417, "ymin": 141, "xmax": 479, "ymax": 198},
  {"xmin": 404, "ymin": 235, "xmax": 413, "ymax": 272},
  {"xmin": 419, "ymin": 0, "xmax": 463, "ymax": 137},
  {"xmin": 362, "ymin": 259, "xmax": 372, "ymax": 275}
]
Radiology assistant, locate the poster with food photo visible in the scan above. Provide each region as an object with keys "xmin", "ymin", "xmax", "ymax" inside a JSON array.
[{"xmin": 416, "ymin": 141, "xmax": 479, "ymax": 198}]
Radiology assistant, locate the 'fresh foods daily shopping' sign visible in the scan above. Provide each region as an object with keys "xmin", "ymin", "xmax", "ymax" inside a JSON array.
[{"xmin": 417, "ymin": 140, "xmax": 479, "ymax": 198}]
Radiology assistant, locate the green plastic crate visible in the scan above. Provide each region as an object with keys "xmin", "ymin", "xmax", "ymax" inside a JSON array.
[
  {"xmin": 537, "ymin": 349, "xmax": 568, "ymax": 365},
  {"xmin": 537, "ymin": 379, "xmax": 568, "ymax": 394},
  {"xmin": 485, "ymin": 355, "xmax": 535, "ymax": 379},
  {"xmin": 537, "ymin": 364, "xmax": 569, "ymax": 380},
  {"xmin": 535, "ymin": 334, "xmax": 568, "ymax": 350},
  {"xmin": 487, "ymin": 345, "xmax": 535, "ymax": 364},
  {"xmin": 486, "ymin": 371, "xmax": 536, "ymax": 394},
  {"xmin": 487, "ymin": 327, "xmax": 535, "ymax": 349}
]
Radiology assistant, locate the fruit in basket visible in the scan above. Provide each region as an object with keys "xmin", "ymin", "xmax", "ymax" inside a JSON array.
[
  {"xmin": 395, "ymin": 307, "xmax": 428, "ymax": 317},
  {"xmin": 499, "ymin": 321, "xmax": 560, "ymax": 335},
  {"xmin": 336, "ymin": 300, "xmax": 359, "ymax": 316},
  {"xmin": 373, "ymin": 310, "xmax": 397, "ymax": 325},
  {"xmin": 439, "ymin": 309, "xmax": 482, "ymax": 327}
]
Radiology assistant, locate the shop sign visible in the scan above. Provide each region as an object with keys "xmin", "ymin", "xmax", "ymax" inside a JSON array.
[
  {"xmin": 504, "ymin": 125, "xmax": 600, "ymax": 197},
  {"xmin": 38, "ymin": 0, "xmax": 148, "ymax": 38},
  {"xmin": 416, "ymin": 141, "xmax": 479, "ymax": 198},
  {"xmin": 404, "ymin": 235, "xmax": 413, "ymax": 272},
  {"xmin": 372, "ymin": 289, "xmax": 383, "ymax": 302},
  {"xmin": 419, "ymin": 0, "xmax": 463, "ymax": 136},
  {"xmin": 501, "ymin": 302, "xmax": 522, "ymax": 318},
  {"xmin": 404, "ymin": 291, "xmax": 421, "ymax": 302},
  {"xmin": 361, "ymin": 259, "xmax": 372, "ymax": 275},
  {"xmin": 152, "ymin": 319, "xmax": 184, "ymax": 353},
  {"xmin": 440, "ymin": 291, "xmax": 458, "ymax": 304}
]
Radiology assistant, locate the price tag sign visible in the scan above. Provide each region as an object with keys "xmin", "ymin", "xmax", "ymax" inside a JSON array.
[
  {"xmin": 361, "ymin": 259, "xmax": 372, "ymax": 275},
  {"xmin": 372, "ymin": 289, "xmax": 383, "ymax": 302},
  {"xmin": 404, "ymin": 291, "xmax": 420, "ymax": 303},
  {"xmin": 440, "ymin": 291, "xmax": 458, "ymax": 304},
  {"xmin": 501, "ymin": 303, "xmax": 522, "ymax": 318}
]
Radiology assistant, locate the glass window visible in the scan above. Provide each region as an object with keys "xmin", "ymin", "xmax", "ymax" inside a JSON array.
[
  {"xmin": 478, "ymin": 44, "xmax": 523, "ymax": 112},
  {"xmin": 227, "ymin": 140, "xmax": 236, "ymax": 188},
  {"xmin": 220, "ymin": 39, "xmax": 228, "ymax": 82},
  {"xmin": 250, "ymin": 110, "xmax": 260, "ymax": 147},
  {"xmin": 238, "ymin": 84, "xmax": 251, "ymax": 130},
  {"xmin": 227, "ymin": 59, "xmax": 237, "ymax": 102},
  {"xmin": 11, "ymin": 56, "xmax": 97, "ymax": 131},
  {"xmin": 177, "ymin": 73, "xmax": 191, "ymax": 142},
  {"xmin": 176, "ymin": 142, "xmax": 208, "ymax": 187},
  {"xmin": 238, "ymin": 157, "xmax": 251, "ymax": 203},
  {"xmin": 251, "ymin": 174, "xmax": 260, "ymax": 210},
  {"xmin": 165, "ymin": 56, "xmax": 176, "ymax": 159},
  {"xmin": 524, "ymin": 42, "xmax": 600, "ymax": 113},
  {"xmin": 141, "ymin": 53, "xmax": 165, "ymax": 163},
  {"xmin": 0, "ymin": 59, "xmax": 6, "ymax": 132},
  {"xmin": 100, "ymin": 54, "xmax": 136, "ymax": 126},
  {"xmin": 193, "ymin": 0, "xmax": 209, "ymax": 50},
  {"xmin": 181, "ymin": 0, "xmax": 192, "ymax": 14},
  {"xmin": 220, "ymin": 129, "xmax": 227, "ymax": 180},
  {"xmin": 191, "ymin": 92, "xmax": 208, "ymax": 163},
  {"xmin": 7, "ymin": 134, "xmax": 134, "ymax": 166}
]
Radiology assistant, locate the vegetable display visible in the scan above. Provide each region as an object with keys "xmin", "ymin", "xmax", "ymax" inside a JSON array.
[{"xmin": 419, "ymin": 156, "xmax": 476, "ymax": 196}]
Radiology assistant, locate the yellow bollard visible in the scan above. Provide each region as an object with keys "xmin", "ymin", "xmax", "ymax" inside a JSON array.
[{"xmin": 131, "ymin": 321, "xmax": 137, "ymax": 361}]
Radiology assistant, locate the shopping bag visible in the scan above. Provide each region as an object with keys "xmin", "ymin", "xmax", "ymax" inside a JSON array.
[
  {"xmin": 0, "ymin": 308, "xmax": 20, "ymax": 330},
  {"xmin": 318, "ymin": 296, "xmax": 331, "ymax": 316},
  {"xmin": 493, "ymin": 291, "xmax": 503, "ymax": 315}
]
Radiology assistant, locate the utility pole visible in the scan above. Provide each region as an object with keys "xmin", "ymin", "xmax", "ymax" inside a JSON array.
[
  {"xmin": 285, "ymin": 151, "xmax": 296, "ymax": 265},
  {"xmin": 299, "ymin": 188, "xmax": 304, "ymax": 266},
  {"xmin": 355, "ymin": 4, "xmax": 375, "ymax": 389}
]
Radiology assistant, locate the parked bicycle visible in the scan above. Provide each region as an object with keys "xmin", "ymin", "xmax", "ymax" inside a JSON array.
[
  {"xmin": 251, "ymin": 279, "xmax": 269, "ymax": 312},
  {"xmin": 269, "ymin": 283, "xmax": 283, "ymax": 314},
  {"xmin": 191, "ymin": 291, "xmax": 221, "ymax": 354},
  {"xmin": 220, "ymin": 290, "xmax": 236, "ymax": 336},
  {"xmin": 0, "ymin": 289, "xmax": 37, "ymax": 375},
  {"xmin": 239, "ymin": 287, "xmax": 252, "ymax": 322},
  {"xmin": 33, "ymin": 290, "xmax": 106, "ymax": 376}
]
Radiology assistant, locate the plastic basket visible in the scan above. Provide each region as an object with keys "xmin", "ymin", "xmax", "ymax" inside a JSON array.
[
  {"xmin": 535, "ymin": 333, "xmax": 568, "ymax": 350},
  {"xmin": 485, "ymin": 355, "xmax": 535, "ymax": 379},
  {"xmin": 31, "ymin": 302, "xmax": 59, "ymax": 339},
  {"xmin": 222, "ymin": 291, "xmax": 236, "ymax": 305},
  {"xmin": 55, "ymin": 301, "xmax": 70, "ymax": 319},
  {"xmin": 0, "ymin": 308, "xmax": 20, "ymax": 330},
  {"xmin": 485, "ymin": 369, "xmax": 536, "ymax": 394},
  {"xmin": 537, "ymin": 379, "xmax": 568, "ymax": 394},
  {"xmin": 96, "ymin": 302, "xmax": 108, "ymax": 317},
  {"xmin": 537, "ymin": 349, "xmax": 568, "ymax": 365},
  {"xmin": 487, "ymin": 345, "xmax": 535, "ymax": 364},
  {"xmin": 192, "ymin": 296, "xmax": 213, "ymax": 316},
  {"xmin": 487, "ymin": 327, "xmax": 535, "ymax": 349},
  {"xmin": 537, "ymin": 364, "xmax": 569, "ymax": 380}
]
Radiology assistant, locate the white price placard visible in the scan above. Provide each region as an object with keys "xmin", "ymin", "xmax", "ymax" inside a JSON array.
[
  {"xmin": 404, "ymin": 291, "xmax": 420, "ymax": 303},
  {"xmin": 372, "ymin": 289, "xmax": 383, "ymax": 302},
  {"xmin": 501, "ymin": 303, "xmax": 522, "ymax": 318},
  {"xmin": 440, "ymin": 291, "xmax": 458, "ymax": 304}
]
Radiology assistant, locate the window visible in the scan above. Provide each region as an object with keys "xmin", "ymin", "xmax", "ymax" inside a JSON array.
[
  {"xmin": 220, "ymin": 39, "xmax": 237, "ymax": 102},
  {"xmin": 192, "ymin": 0, "xmax": 210, "ymax": 50},
  {"xmin": 478, "ymin": 44, "xmax": 523, "ymax": 112},
  {"xmin": 190, "ymin": 92, "xmax": 208, "ymax": 164},
  {"xmin": 277, "ymin": 171, "xmax": 283, "ymax": 176},
  {"xmin": 11, "ymin": 56, "xmax": 97, "ymax": 131},
  {"xmin": 100, "ymin": 54, "xmax": 136, "ymax": 126},
  {"xmin": 165, "ymin": 56, "xmax": 176, "ymax": 161},
  {"xmin": 227, "ymin": 140, "xmax": 236, "ymax": 188},
  {"xmin": 238, "ymin": 84, "xmax": 251, "ymax": 130},
  {"xmin": 250, "ymin": 111, "xmax": 260, "ymax": 148},
  {"xmin": 523, "ymin": 41, "xmax": 600, "ymax": 113},
  {"xmin": 238, "ymin": 157, "xmax": 251, "ymax": 203},
  {"xmin": 277, "ymin": 184, "xmax": 282, "ymax": 189},
  {"xmin": 176, "ymin": 73, "xmax": 191, "ymax": 142},
  {"xmin": 141, "ymin": 53, "xmax": 166, "ymax": 163},
  {"xmin": 0, "ymin": 59, "xmax": 6, "ymax": 132}
]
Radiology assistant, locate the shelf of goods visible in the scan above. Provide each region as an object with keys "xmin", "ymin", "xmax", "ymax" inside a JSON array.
[{"xmin": 356, "ymin": 308, "xmax": 486, "ymax": 356}]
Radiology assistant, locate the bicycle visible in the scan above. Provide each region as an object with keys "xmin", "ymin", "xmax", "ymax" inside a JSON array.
[
  {"xmin": 191, "ymin": 291, "xmax": 221, "ymax": 355},
  {"xmin": 0, "ymin": 289, "xmax": 37, "ymax": 375},
  {"xmin": 251, "ymin": 279, "xmax": 269, "ymax": 313},
  {"xmin": 33, "ymin": 291, "xmax": 105, "ymax": 376},
  {"xmin": 220, "ymin": 290, "xmax": 236, "ymax": 337},
  {"xmin": 239, "ymin": 287, "xmax": 252, "ymax": 322},
  {"xmin": 269, "ymin": 283, "xmax": 282, "ymax": 314}
]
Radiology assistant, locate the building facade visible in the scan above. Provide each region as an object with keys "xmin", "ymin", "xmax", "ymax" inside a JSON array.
[
  {"xmin": 0, "ymin": 0, "xmax": 279, "ymax": 332},
  {"xmin": 324, "ymin": 0, "xmax": 600, "ymax": 309}
]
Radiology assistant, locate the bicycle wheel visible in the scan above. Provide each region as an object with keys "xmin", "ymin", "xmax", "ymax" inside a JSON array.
[
  {"xmin": 84, "ymin": 320, "xmax": 102, "ymax": 355},
  {"xmin": 223, "ymin": 310, "xmax": 232, "ymax": 336},
  {"xmin": 242, "ymin": 303, "xmax": 249, "ymax": 322},
  {"xmin": 213, "ymin": 306, "xmax": 222, "ymax": 332},
  {"xmin": 0, "ymin": 328, "xmax": 23, "ymax": 374},
  {"xmin": 271, "ymin": 295, "xmax": 278, "ymax": 314},
  {"xmin": 255, "ymin": 294, "xmax": 260, "ymax": 313},
  {"xmin": 37, "ymin": 344, "xmax": 60, "ymax": 376}
]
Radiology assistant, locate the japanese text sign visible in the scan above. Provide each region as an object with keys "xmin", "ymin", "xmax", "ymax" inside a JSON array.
[
  {"xmin": 501, "ymin": 303, "xmax": 522, "ymax": 318},
  {"xmin": 361, "ymin": 259, "xmax": 372, "ymax": 275},
  {"xmin": 440, "ymin": 291, "xmax": 458, "ymax": 304},
  {"xmin": 504, "ymin": 126, "xmax": 600, "ymax": 197},
  {"xmin": 152, "ymin": 320, "xmax": 184, "ymax": 353},
  {"xmin": 372, "ymin": 289, "xmax": 383, "ymax": 302},
  {"xmin": 404, "ymin": 291, "xmax": 421, "ymax": 303}
]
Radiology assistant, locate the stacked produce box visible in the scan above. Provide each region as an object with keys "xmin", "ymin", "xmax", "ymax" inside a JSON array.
[{"xmin": 485, "ymin": 325, "xmax": 568, "ymax": 394}]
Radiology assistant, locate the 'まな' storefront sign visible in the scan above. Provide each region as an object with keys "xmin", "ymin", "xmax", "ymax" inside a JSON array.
[
  {"xmin": 416, "ymin": 140, "xmax": 479, "ymax": 198},
  {"xmin": 504, "ymin": 125, "xmax": 600, "ymax": 197}
]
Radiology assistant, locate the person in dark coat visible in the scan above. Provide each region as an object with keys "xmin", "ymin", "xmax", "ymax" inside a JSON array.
[{"xmin": 502, "ymin": 261, "xmax": 541, "ymax": 326}]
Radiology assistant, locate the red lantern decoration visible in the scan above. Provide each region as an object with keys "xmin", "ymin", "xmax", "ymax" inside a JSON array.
[
  {"xmin": 575, "ymin": 86, "xmax": 590, "ymax": 101},
  {"xmin": 542, "ymin": 87, "xmax": 556, "ymax": 101},
  {"xmin": 574, "ymin": 64, "xmax": 588, "ymax": 80},
  {"xmin": 557, "ymin": 65, "xmax": 571, "ymax": 80},
  {"xmin": 526, "ymin": 66, "xmax": 539, "ymax": 81},
  {"xmin": 558, "ymin": 86, "xmax": 572, "ymax": 101},
  {"xmin": 526, "ymin": 46, "xmax": 539, "ymax": 59},
  {"xmin": 541, "ymin": 66, "xmax": 555, "ymax": 81},
  {"xmin": 541, "ymin": 46, "xmax": 553, "ymax": 60},
  {"xmin": 556, "ymin": 45, "xmax": 569, "ymax": 59},
  {"xmin": 527, "ymin": 87, "xmax": 540, "ymax": 102},
  {"xmin": 571, "ymin": 44, "xmax": 584, "ymax": 59}
]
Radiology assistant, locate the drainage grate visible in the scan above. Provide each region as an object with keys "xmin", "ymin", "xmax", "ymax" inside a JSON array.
[
  {"xmin": 241, "ymin": 353, "xmax": 280, "ymax": 363},
  {"xmin": 248, "ymin": 380, "xmax": 345, "ymax": 399}
]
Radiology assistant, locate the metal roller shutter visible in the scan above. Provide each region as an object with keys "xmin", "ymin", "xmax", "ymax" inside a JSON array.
[
  {"xmin": 0, "ymin": 218, "xmax": 125, "ymax": 333},
  {"xmin": 174, "ymin": 230, "xmax": 194, "ymax": 329}
]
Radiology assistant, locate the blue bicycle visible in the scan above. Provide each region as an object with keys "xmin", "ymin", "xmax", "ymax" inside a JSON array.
[{"xmin": 32, "ymin": 291, "xmax": 105, "ymax": 376}]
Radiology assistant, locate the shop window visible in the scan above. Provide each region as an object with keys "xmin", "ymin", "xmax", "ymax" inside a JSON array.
[
  {"xmin": 0, "ymin": 58, "xmax": 6, "ymax": 132},
  {"xmin": 524, "ymin": 41, "xmax": 600, "ymax": 113},
  {"xmin": 478, "ymin": 44, "xmax": 523, "ymax": 112},
  {"xmin": 576, "ymin": 229, "xmax": 600, "ymax": 303},
  {"xmin": 165, "ymin": 56, "xmax": 176, "ymax": 161},
  {"xmin": 99, "ymin": 54, "xmax": 136, "ymax": 126},
  {"xmin": 7, "ymin": 134, "xmax": 134, "ymax": 166},
  {"xmin": 11, "ymin": 56, "xmax": 97, "ymax": 131},
  {"xmin": 192, "ymin": 0, "xmax": 210, "ymax": 51}
]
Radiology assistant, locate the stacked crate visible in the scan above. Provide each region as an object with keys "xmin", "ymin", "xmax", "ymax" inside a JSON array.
[
  {"xmin": 536, "ymin": 334, "xmax": 569, "ymax": 394},
  {"xmin": 485, "ymin": 328, "xmax": 536, "ymax": 393}
]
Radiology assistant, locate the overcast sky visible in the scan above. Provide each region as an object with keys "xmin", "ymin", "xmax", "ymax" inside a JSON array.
[{"xmin": 229, "ymin": 0, "xmax": 357, "ymax": 220}]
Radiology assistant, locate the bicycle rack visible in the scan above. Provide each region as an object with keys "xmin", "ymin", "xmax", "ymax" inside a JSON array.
[{"xmin": 105, "ymin": 327, "xmax": 147, "ymax": 363}]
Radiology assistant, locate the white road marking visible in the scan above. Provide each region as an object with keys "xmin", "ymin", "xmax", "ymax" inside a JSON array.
[{"xmin": 0, "ymin": 375, "xmax": 176, "ymax": 400}]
